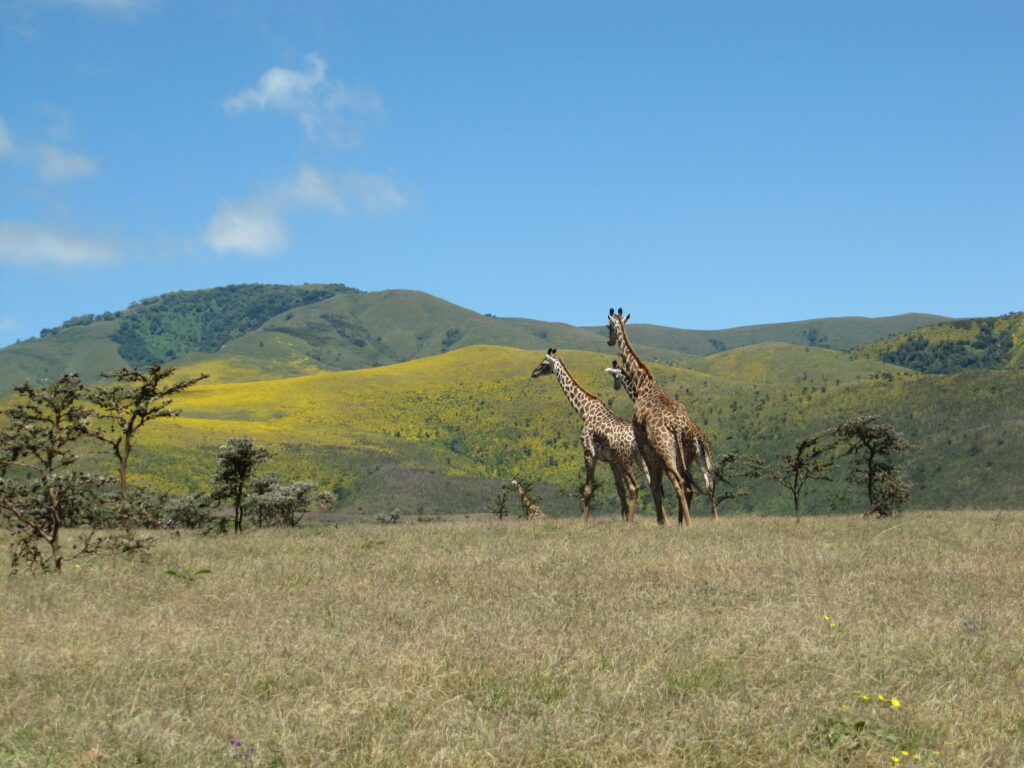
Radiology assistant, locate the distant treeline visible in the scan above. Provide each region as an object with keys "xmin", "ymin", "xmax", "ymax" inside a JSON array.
[
  {"xmin": 879, "ymin": 314, "xmax": 1022, "ymax": 374},
  {"xmin": 42, "ymin": 283, "xmax": 361, "ymax": 367}
]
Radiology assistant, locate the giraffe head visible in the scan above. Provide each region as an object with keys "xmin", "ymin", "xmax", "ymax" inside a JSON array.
[
  {"xmin": 531, "ymin": 348, "xmax": 559, "ymax": 378},
  {"xmin": 605, "ymin": 359, "xmax": 627, "ymax": 391},
  {"xmin": 606, "ymin": 307, "xmax": 630, "ymax": 347}
]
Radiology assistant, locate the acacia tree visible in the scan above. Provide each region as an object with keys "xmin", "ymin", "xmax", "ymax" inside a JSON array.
[
  {"xmin": 87, "ymin": 364, "xmax": 208, "ymax": 536},
  {"xmin": 211, "ymin": 437, "xmax": 272, "ymax": 533},
  {"xmin": 829, "ymin": 415, "xmax": 915, "ymax": 516},
  {"xmin": 0, "ymin": 375, "xmax": 112, "ymax": 571},
  {"xmin": 249, "ymin": 479, "xmax": 331, "ymax": 527},
  {"xmin": 707, "ymin": 452, "xmax": 749, "ymax": 513},
  {"xmin": 743, "ymin": 435, "xmax": 835, "ymax": 522}
]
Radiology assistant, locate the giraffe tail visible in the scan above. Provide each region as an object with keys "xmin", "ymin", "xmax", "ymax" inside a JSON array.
[
  {"xmin": 634, "ymin": 453, "xmax": 652, "ymax": 487},
  {"xmin": 694, "ymin": 433, "xmax": 716, "ymax": 501},
  {"xmin": 671, "ymin": 432, "xmax": 703, "ymax": 493}
]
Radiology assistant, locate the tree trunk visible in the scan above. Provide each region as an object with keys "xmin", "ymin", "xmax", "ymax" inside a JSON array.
[
  {"xmin": 50, "ymin": 528, "xmax": 62, "ymax": 572},
  {"xmin": 115, "ymin": 442, "xmax": 133, "ymax": 539},
  {"xmin": 233, "ymin": 490, "xmax": 243, "ymax": 533}
]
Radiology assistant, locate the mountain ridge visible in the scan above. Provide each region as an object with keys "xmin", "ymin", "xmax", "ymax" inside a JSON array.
[{"xmin": 0, "ymin": 283, "xmax": 950, "ymax": 390}]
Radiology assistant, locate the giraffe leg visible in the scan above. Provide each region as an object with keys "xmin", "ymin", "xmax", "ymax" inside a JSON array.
[
  {"xmin": 611, "ymin": 465, "xmax": 630, "ymax": 521},
  {"xmin": 648, "ymin": 462, "xmax": 667, "ymax": 526},
  {"xmin": 624, "ymin": 465, "xmax": 639, "ymax": 522},
  {"xmin": 581, "ymin": 454, "xmax": 596, "ymax": 522},
  {"xmin": 666, "ymin": 469, "xmax": 693, "ymax": 526},
  {"xmin": 698, "ymin": 454, "xmax": 718, "ymax": 520}
]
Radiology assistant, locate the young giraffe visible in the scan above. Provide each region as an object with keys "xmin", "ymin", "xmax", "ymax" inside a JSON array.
[
  {"xmin": 606, "ymin": 308, "xmax": 718, "ymax": 525},
  {"xmin": 531, "ymin": 348, "xmax": 644, "ymax": 521},
  {"xmin": 606, "ymin": 359, "xmax": 717, "ymax": 518},
  {"xmin": 510, "ymin": 479, "xmax": 547, "ymax": 520}
]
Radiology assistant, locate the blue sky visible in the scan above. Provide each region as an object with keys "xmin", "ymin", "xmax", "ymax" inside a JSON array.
[{"xmin": 1, "ymin": 0, "xmax": 1021, "ymax": 348}]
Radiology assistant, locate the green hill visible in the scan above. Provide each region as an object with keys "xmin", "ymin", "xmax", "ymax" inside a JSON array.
[
  {"xmin": 0, "ymin": 283, "xmax": 947, "ymax": 390},
  {"xmin": 606, "ymin": 312, "xmax": 949, "ymax": 356},
  {"xmin": 0, "ymin": 283, "xmax": 360, "ymax": 389},
  {"xmin": 856, "ymin": 313, "xmax": 1024, "ymax": 373},
  {"xmin": 100, "ymin": 342, "xmax": 1020, "ymax": 518}
]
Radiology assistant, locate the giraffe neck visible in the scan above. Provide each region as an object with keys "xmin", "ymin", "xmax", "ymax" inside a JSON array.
[
  {"xmin": 553, "ymin": 358, "xmax": 600, "ymax": 420},
  {"xmin": 614, "ymin": 322, "xmax": 657, "ymax": 400},
  {"xmin": 615, "ymin": 368, "xmax": 640, "ymax": 402}
]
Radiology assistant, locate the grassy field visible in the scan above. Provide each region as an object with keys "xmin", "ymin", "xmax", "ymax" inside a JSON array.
[{"xmin": 2, "ymin": 511, "xmax": 1022, "ymax": 767}]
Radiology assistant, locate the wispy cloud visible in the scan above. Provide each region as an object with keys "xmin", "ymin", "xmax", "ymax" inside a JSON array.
[
  {"xmin": 0, "ymin": 317, "xmax": 18, "ymax": 332},
  {"xmin": 0, "ymin": 114, "xmax": 98, "ymax": 182},
  {"xmin": 0, "ymin": 117, "xmax": 12, "ymax": 156},
  {"xmin": 224, "ymin": 53, "xmax": 380, "ymax": 146},
  {"xmin": 203, "ymin": 199, "xmax": 288, "ymax": 257},
  {"xmin": 54, "ymin": 0, "xmax": 155, "ymax": 14},
  {"xmin": 203, "ymin": 165, "xmax": 405, "ymax": 256},
  {"xmin": 31, "ymin": 144, "xmax": 98, "ymax": 181},
  {"xmin": 286, "ymin": 165, "xmax": 345, "ymax": 213},
  {"xmin": 339, "ymin": 172, "xmax": 406, "ymax": 216},
  {"xmin": 0, "ymin": 222, "xmax": 119, "ymax": 267}
]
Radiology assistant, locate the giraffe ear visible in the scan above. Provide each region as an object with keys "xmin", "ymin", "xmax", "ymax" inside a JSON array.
[
  {"xmin": 551, "ymin": 348, "xmax": 557, "ymax": 354},
  {"xmin": 617, "ymin": 307, "xmax": 623, "ymax": 316},
  {"xmin": 608, "ymin": 307, "xmax": 614, "ymax": 316},
  {"xmin": 624, "ymin": 313, "xmax": 630, "ymax": 322}
]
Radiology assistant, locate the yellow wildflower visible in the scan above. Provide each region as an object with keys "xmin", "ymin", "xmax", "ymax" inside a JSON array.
[
  {"xmin": 891, "ymin": 758, "xmax": 901, "ymax": 765},
  {"xmin": 829, "ymin": 622, "xmax": 837, "ymax": 629},
  {"xmin": 890, "ymin": 697, "xmax": 902, "ymax": 708},
  {"xmin": 913, "ymin": 755, "xmax": 922, "ymax": 761},
  {"xmin": 901, "ymin": 751, "xmax": 910, "ymax": 756},
  {"xmin": 823, "ymin": 614, "xmax": 831, "ymax": 621},
  {"xmin": 860, "ymin": 694, "xmax": 871, "ymax": 701},
  {"xmin": 878, "ymin": 694, "xmax": 888, "ymax": 702}
]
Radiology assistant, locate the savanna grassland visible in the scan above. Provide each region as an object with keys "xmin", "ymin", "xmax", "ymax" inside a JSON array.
[{"xmin": 2, "ymin": 511, "xmax": 1023, "ymax": 767}]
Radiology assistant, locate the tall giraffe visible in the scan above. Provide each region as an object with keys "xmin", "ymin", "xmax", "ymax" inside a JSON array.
[
  {"xmin": 606, "ymin": 308, "xmax": 718, "ymax": 525},
  {"xmin": 606, "ymin": 359, "xmax": 718, "ymax": 519},
  {"xmin": 531, "ymin": 349, "xmax": 644, "ymax": 521}
]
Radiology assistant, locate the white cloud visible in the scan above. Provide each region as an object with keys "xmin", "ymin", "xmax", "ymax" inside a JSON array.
[
  {"xmin": 224, "ymin": 53, "xmax": 380, "ymax": 146},
  {"xmin": 55, "ymin": 0, "xmax": 155, "ymax": 13},
  {"xmin": 0, "ymin": 317, "xmax": 18, "ymax": 332},
  {"xmin": 32, "ymin": 144, "xmax": 98, "ymax": 181},
  {"xmin": 0, "ymin": 116, "xmax": 98, "ymax": 182},
  {"xmin": 287, "ymin": 165, "xmax": 344, "ymax": 213},
  {"xmin": 203, "ymin": 166, "xmax": 406, "ymax": 256},
  {"xmin": 0, "ymin": 222, "xmax": 119, "ymax": 267},
  {"xmin": 203, "ymin": 200, "xmax": 288, "ymax": 256},
  {"xmin": 339, "ymin": 172, "xmax": 406, "ymax": 216},
  {"xmin": 203, "ymin": 166, "xmax": 405, "ymax": 256},
  {"xmin": 0, "ymin": 116, "xmax": 12, "ymax": 156}
]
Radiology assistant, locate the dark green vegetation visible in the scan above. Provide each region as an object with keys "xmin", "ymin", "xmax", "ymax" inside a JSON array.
[
  {"xmin": 1, "ymin": 284, "xmax": 1019, "ymax": 519},
  {"xmin": 0, "ymin": 284, "xmax": 360, "ymax": 389},
  {"xmin": 857, "ymin": 313, "xmax": 1024, "ymax": 373},
  {"xmin": 0, "ymin": 283, "xmax": 948, "ymax": 391}
]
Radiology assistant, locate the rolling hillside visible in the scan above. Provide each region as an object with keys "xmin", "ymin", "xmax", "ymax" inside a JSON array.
[
  {"xmin": 101, "ymin": 343, "xmax": 1022, "ymax": 518},
  {"xmin": 856, "ymin": 312, "xmax": 1024, "ymax": 373},
  {"xmin": 614, "ymin": 312, "xmax": 949, "ymax": 357},
  {"xmin": 0, "ymin": 283, "xmax": 947, "ymax": 390},
  {"xmin": 3, "ymin": 284, "xmax": 1016, "ymax": 518}
]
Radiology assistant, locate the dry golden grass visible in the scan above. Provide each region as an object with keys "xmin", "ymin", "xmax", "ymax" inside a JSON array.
[{"xmin": 2, "ymin": 511, "xmax": 1023, "ymax": 767}]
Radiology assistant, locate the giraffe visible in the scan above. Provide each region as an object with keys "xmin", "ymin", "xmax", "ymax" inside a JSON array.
[
  {"xmin": 531, "ymin": 349, "xmax": 644, "ymax": 521},
  {"xmin": 605, "ymin": 308, "xmax": 719, "ymax": 525},
  {"xmin": 606, "ymin": 359, "xmax": 718, "ymax": 519},
  {"xmin": 509, "ymin": 478, "xmax": 547, "ymax": 520}
]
